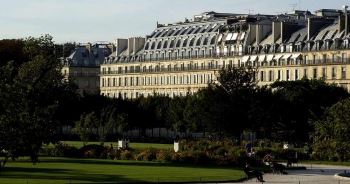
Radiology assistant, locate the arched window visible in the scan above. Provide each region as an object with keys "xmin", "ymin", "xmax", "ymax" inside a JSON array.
[
  {"xmin": 202, "ymin": 37, "xmax": 209, "ymax": 45},
  {"xmin": 196, "ymin": 37, "xmax": 202, "ymax": 46},
  {"xmin": 189, "ymin": 38, "xmax": 195, "ymax": 47},
  {"xmin": 176, "ymin": 39, "xmax": 181, "ymax": 48},
  {"xmin": 163, "ymin": 41, "xmax": 168, "ymax": 49},
  {"xmin": 151, "ymin": 42, "xmax": 156, "ymax": 49},
  {"xmin": 156, "ymin": 41, "xmax": 162, "ymax": 49},
  {"xmin": 182, "ymin": 38, "xmax": 188, "ymax": 47},
  {"xmin": 169, "ymin": 40, "xmax": 175, "ymax": 48},
  {"xmin": 144, "ymin": 42, "xmax": 150, "ymax": 50},
  {"xmin": 210, "ymin": 36, "xmax": 217, "ymax": 45}
]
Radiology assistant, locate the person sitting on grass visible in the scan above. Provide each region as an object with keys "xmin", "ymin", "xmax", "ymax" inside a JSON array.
[{"xmin": 244, "ymin": 163, "xmax": 265, "ymax": 182}]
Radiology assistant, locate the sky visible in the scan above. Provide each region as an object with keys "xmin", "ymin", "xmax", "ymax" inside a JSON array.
[{"xmin": 0, "ymin": 0, "xmax": 349, "ymax": 43}]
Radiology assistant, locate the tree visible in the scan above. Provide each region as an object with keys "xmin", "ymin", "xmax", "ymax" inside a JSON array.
[
  {"xmin": 270, "ymin": 78, "xmax": 349, "ymax": 143},
  {"xmin": 201, "ymin": 65, "xmax": 258, "ymax": 136},
  {"xmin": 213, "ymin": 65, "xmax": 257, "ymax": 94},
  {"xmin": 0, "ymin": 35, "xmax": 76, "ymax": 169},
  {"xmin": 0, "ymin": 39, "xmax": 27, "ymax": 67},
  {"xmin": 313, "ymin": 98, "xmax": 350, "ymax": 161},
  {"xmin": 75, "ymin": 112, "xmax": 98, "ymax": 145}
]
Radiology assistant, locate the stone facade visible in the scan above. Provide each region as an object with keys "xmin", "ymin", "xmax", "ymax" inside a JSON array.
[
  {"xmin": 99, "ymin": 8, "xmax": 350, "ymax": 98},
  {"xmin": 63, "ymin": 43, "xmax": 113, "ymax": 95}
]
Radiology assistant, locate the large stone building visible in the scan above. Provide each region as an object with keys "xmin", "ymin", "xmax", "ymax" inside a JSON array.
[
  {"xmin": 62, "ymin": 43, "xmax": 114, "ymax": 94},
  {"xmin": 100, "ymin": 7, "xmax": 350, "ymax": 99}
]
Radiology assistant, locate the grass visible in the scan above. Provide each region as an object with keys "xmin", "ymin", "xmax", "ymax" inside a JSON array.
[
  {"xmin": 0, "ymin": 157, "xmax": 245, "ymax": 184},
  {"xmin": 59, "ymin": 141, "xmax": 173, "ymax": 150}
]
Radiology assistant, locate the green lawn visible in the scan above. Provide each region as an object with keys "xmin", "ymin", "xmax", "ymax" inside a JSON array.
[
  {"xmin": 0, "ymin": 157, "xmax": 245, "ymax": 183},
  {"xmin": 60, "ymin": 141, "xmax": 173, "ymax": 150}
]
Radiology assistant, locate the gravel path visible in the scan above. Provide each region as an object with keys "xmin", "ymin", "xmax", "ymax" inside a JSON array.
[{"xmin": 240, "ymin": 164, "xmax": 350, "ymax": 184}]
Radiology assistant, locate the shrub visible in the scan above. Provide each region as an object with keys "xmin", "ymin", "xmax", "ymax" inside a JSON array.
[
  {"xmin": 156, "ymin": 149, "xmax": 173, "ymax": 162},
  {"xmin": 80, "ymin": 144, "xmax": 108, "ymax": 159},
  {"xmin": 171, "ymin": 152, "xmax": 181, "ymax": 163},
  {"xmin": 136, "ymin": 148, "xmax": 157, "ymax": 161},
  {"xmin": 120, "ymin": 150, "xmax": 133, "ymax": 160},
  {"xmin": 46, "ymin": 143, "xmax": 80, "ymax": 158}
]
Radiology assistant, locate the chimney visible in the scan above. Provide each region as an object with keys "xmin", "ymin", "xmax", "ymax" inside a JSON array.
[
  {"xmin": 115, "ymin": 39, "xmax": 128, "ymax": 56},
  {"xmin": 272, "ymin": 21, "xmax": 281, "ymax": 43},
  {"xmin": 133, "ymin": 37, "xmax": 146, "ymax": 54},
  {"xmin": 343, "ymin": 5, "xmax": 349, "ymax": 35},
  {"xmin": 127, "ymin": 38, "xmax": 134, "ymax": 55}
]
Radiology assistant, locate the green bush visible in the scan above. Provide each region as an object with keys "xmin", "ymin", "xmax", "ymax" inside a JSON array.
[
  {"xmin": 80, "ymin": 144, "xmax": 108, "ymax": 159},
  {"xmin": 135, "ymin": 148, "xmax": 157, "ymax": 161},
  {"xmin": 42, "ymin": 143, "xmax": 80, "ymax": 158},
  {"xmin": 171, "ymin": 152, "xmax": 181, "ymax": 162},
  {"xmin": 120, "ymin": 150, "xmax": 134, "ymax": 160},
  {"xmin": 156, "ymin": 149, "xmax": 173, "ymax": 162}
]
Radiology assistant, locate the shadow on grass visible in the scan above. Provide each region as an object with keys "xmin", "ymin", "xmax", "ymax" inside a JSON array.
[
  {"xmin": 0, "ymin": 167, "xmax": 144, "ymax": 183},
  {"xmin": 33, "ymin": 157, "xmax": 242, "ymax": 170},
  {"xmin": 0, "ymin": 158, "xmax": 245, "ymax": 183}
]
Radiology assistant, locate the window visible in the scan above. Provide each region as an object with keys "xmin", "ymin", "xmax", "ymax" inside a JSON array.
[
  {"xmin": 202, "ymin": 37, "xmax": 208, "ymax": 45},
  {"xmin": 156, "ymin": 41, "xmax": 162, "ymax": 49},
  {"xmin": 169, "ymin": 40, "xmax": 175, "ymax": 48},
  {"xmin": 342, "ymin": 53, "xmax": 346, "ymax": 63},
  {"xmin": 210, "ymin": 36, "xmax": 216, "ymax": 45},
  {"xmin": 322, "ymin": 54, "xmax": 327, "ymax": 63},
  {"xmin": 304, "ymin": 69, "xmax": 307, "ymax": 78},
  {"xmin": 175, "ymin": 39, "xmax": 181, "ymax": 48},
  {"xmin": 332, "ymin": 67, "xmax": 336, "ymax": 79},
  {"xmin": 182, "ymin": 38, "xmax": 188, "ymax": 47},
  {"xmin": 268, "ymin": 70, "xmax": 273, "ymax": 81},
  {"xmin": 196, "ymin": 38, "xmax": 202, "ymax": 46},
  {"xmin": 150, "ymin": 42, "xmax": 156, "ymax": 49},
  {"xmin": 312, "ymin": 55, "xmax": 316, "ymax": 64},
  {"xmin": 163, "ymin": 41, "xmax": 168, "ymax": 49},
  {"xmin": 313, "ymin": 68, "xmax": 317, "ymax": 79},
  {"xmin": 124, "ymin": 78, "xmax": 128, "ymax": 86},
  {"xmin": 322, "ymin": 68, "xmax": 326, "ymax": 79},
  {"xmin": 286, "ymin": 70, "xmax": 290, "ymax": 81},
  {"xmin": 295, "ymin": 69, "xmax": 299, "ymax": 80},
  {"xmin": 277, "ymin": 70, "xmax": 281, "ymax": 80},
  {"xmin": 342, "ymin": 67, "xmax": 346, "ymax": 79},
  {"xmin": 167, "ymin": 65, "xmax": 171, "ymax": 71},
  {"xmin": 189, "ymin": 38, "xmax": 195, "ymax": 47},
  {"xmin": 130, "ymin": 77, "xmax": 134, "ymax": 86},
  {"xmin": 260, "ymin": 71, "xmax": 265, "ymax": 82}
]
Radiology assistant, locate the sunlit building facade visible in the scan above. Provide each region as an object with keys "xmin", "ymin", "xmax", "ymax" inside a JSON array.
[{"xmin": 100, "ymin": 7, "xmax": 350, "ymax": 98}]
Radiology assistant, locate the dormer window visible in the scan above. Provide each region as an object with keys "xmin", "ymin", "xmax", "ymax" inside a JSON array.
[
  {"xmin": 281, "ymin": 45, "xmax": 286, "ymax": 53},
  {"xmin": 343, "ymin": 39, "xmax": 349, "ymax": 49}
]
